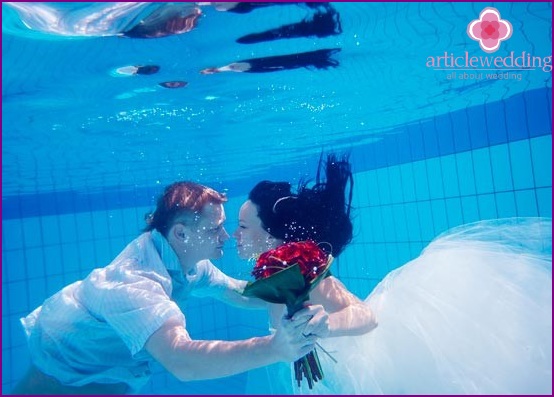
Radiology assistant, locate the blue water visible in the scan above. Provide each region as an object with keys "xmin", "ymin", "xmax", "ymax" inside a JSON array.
[{"xmin": 2, "ymin": 2, "xmax": 552, "ymax": 394}]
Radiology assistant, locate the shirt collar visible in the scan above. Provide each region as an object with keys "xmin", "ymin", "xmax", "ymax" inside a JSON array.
[{"xmin": 151, "ymin": 229, "xmax": 182, "ymax": 273}]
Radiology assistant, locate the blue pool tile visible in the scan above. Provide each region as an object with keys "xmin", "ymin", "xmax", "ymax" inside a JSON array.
[
  {"xmin": 37, "ymin": 193, "xmax": 59, "ymax": 218},
  {"xmin": 530, "ymin": 135, "xmax": 552, "ymax": 188},
  {"xmin": 391, "ymin": 204, "xmax": 408, "ymax": 241},
  {"xmin": 376, "ymin": 168, "xmax": 392, "ymax": 205},
  {"xmin": 40, "ymin": 216, "xmax": 61, "ymax": 247},
  {"xmin": 450, "ymin": 110, "xmax": 471, "ymax": 152},
  {"xmin": 373, "ymin": 137, "xmax": 387, "ymax": 169},
  {"xmin": 75, "ymin": 212, "xmax": 95, "ymax": 241},
  {"xmin": 387, "ymin": 166, "xmax": 403, "ymax": 204},
  {"xmin": 369, "ymin": 244, "xmax": 387, "ymax": 276},
  {"xmin": 485, "ymin": 100, "xmax": 508, "ymax": 146},
  {"xmin": 10, "ymin": 344, "xmax": 31, "ymax": 387},
  {"xmin": 536, "ymin": 187, "xmax": 552, "ymax": 217},
  {"xmin": 27, "ymin": 278, "xmax": 48, "ymax": 310},
  {"xmin": 18, "ymin": 195, "xmax": 39, "ymax": 220},
  {"xmin": 473, "ymin": 148, "xmax": 495, "ymax": 194},
  {"xmin": 54, "ymin": 190, "xmax": 76, "ymax": 215},
  {"xmin": 2, "ymin": 253, "xmax": 7, "ymax": 286},
  {"xmin": 421, "ymin": 119, "xmax": 440, "ymax": 159},
  {"xmin": 478, "ymin": 193, "xmax": 498, "ymax": 219},
  {"xmin": 6, "ymin": 281, "xmax": 29, "ymax": 315},
  {"xmin": 440, "ymin": 155, "xmax": 460, "ymax": 198},
  {"xmin": 2, "ymin": 220, "xmax": 24, "ymax": 250},
  {"xmin": 514, "ymin": 190, "xmax": 538, "ymax": 217},
  {"xmin": 505, "ymin": 94, "xmax": 529, "ymax": 141},
  {"xmin": 404, "ymin": 202, "xmax": 422, "ymax": 241},
  {"xmin": 399, "ymin": 163, "xmax": 416, "ymax": 202},
  {"xmin": 9, "ymin": 314, "xmax": 28, "ymax": 350},
  {"xmin": 408, "ymin": 122, "xmax": 425, "ymax": 161},
  {"xmin": 466, "ymin": 105, "xmax": 488, "ymax": 149},
  {"xmin": 545, "ymin": 88, "xmax": 552, "ymax": 127},
  {"xmin": 427, "ymin": 158, "xmax": 445, "ymax": 199},
  {"xmin": 385, "ymin": 133, "xmax": 400, "ymax": 166},
  {"xmin": 435, "ymin": 114, "xmax": 455, "ymax": 156},
  {"xmin": 26, "ymin": 248, "xmax": 46, "ymax": 279},
  {"xmin": 92, "ymin": 211, "xmax": 110, "ymax": 240},
  {"xmin": 123, "ymin": 207, "xmax": 144, "ymax": 238},
  {"xmin": 385, "ymin": 242, "xmax": 400, "ymax": 270},
  {"xmin": 412, "ymin": 161, "xmax": 430, "ymax": 201},
  {"xmin": 509, "ymin": 140, "xmax": 535, "ymax": 190},
  {"xmin": 3, "ymin": 355, "xmax": 12, "ymax": 394},
  {"xmin": 417, "ymin": 201, "xmax": 435, "ymax": 241},
  {"xmin": 61, "ymin": 243, "xmax": 82, "ymax": 274},
  {"xmin": 77, "ymin": 243, "xmax": 99, "ymax": 272},
  {"xmin": 370, "ymin": 207, "xmax": 384, "ymax": 242},
  {"xmin": 353, "ymin": 172, "xmax": 372, "ymax": 207},
  {"xmin": 526, "ymin": 88, "xmax": 551, "ymax": 138},
  {"xmin": 395, "ymin": 242, "xmax": 414, "ymax": 267},
  {"xmin": 490, "ymin": 144, "xmax": 514, "ymax": 192},
  {"xmin": 58, "ymin": 214, "xmax": 79, "ymax": 244},
  {"xmin": 460, "ymin": 196, "xmax": 480, "ymax": 224},
  {"xmin": 431, "ymin": 200, "xmax": 449, "ymax": 236},
  {"xmin": 410, "ymin": 241, "xmax": 426, "ymax": 258},
  {"xmin": 395, "ymin": 127, "xmax": 412, "ymax": 165},
  {"xmin": 43, "ymin": 246, "xmax": 64, "ymax": 276},
  {"xmin": 21, "ymin": 218, "xmax": 42, "ymax": 248},
  {"xmin": 381, "ymin": 206, "xmax": 395, "ymax": 241},
  {"xmin": 495, "ymin": 191, "xmax": 517, "ymax": 218},
  {"xmin": 4, "ymin": 251, "xmax": 26, "ymax": 283},
  {"xmin": 455, "ymin": 152, "xmax": 477, "ymax": 196},
  {"xmin": 445, "ymin": 197, "xmax": 464, "ymax": 229}
]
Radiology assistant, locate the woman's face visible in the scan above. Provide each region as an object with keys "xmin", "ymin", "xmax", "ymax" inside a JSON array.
[{"xmin": 233, "ymin": 200, "xmax": 280, "ymax": 259}]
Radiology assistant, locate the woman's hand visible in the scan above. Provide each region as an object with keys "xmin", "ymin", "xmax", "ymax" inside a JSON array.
[{"xmin": 292, "ymin": 304, "xmax": 330, "ymax": 339}]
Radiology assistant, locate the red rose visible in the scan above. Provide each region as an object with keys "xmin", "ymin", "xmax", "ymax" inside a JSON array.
[{"xmin": 252, "ymin": 240, "xmax": 329, "ymax": 282}]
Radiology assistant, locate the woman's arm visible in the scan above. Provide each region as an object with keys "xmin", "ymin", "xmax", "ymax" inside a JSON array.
[
  {"xmin": 309, "ymin": 276, "xmax": 377, "ymax": 337},
  {"xmin": 280, "ymin": 276, "xmax": 375, "ymax": 339},
  {"xmin": 267, "ymin": 276, "xmax": 377, "ymax": 338}
]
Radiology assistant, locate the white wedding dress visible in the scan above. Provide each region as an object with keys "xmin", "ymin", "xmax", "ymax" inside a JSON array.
[{"xmin": 251, "ymin": 217, "xmax": 552, "ymax": 395}]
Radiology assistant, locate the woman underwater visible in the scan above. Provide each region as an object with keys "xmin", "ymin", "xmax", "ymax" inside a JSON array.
[{"xmin": 234, "ymin": 153, "xmax": 552, "ymax": 394}]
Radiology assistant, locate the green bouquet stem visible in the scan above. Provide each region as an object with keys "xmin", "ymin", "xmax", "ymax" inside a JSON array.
[{"xmin": 287, "ymin": 303, "xmax": 324, "ymax": 389}]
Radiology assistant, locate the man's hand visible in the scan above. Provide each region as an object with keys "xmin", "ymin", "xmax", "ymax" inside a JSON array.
[
  {"xmin": 270, "ymin": 305, "xmax": 331, "ymax": 362},
  {"xmin": 271, "ymin": 306, "xmax": 321, "ymax": 362}
]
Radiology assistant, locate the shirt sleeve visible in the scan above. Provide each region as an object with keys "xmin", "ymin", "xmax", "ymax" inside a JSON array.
[
  {"xmin": 191, "ymin": 260, "xmax": 247, "ymax": 299},
  {"xmin": 83, "ymin": 260, "xmax": 186, "ymax": 356}
]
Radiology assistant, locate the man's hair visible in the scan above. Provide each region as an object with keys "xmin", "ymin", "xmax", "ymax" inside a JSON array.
[
  {"xmin": 145, "ymin": 181, "xmax": 227, "ymax": 236},
  {"xmin": 249, "ymin": 154, "xmax": 353, "ymax": 257}
]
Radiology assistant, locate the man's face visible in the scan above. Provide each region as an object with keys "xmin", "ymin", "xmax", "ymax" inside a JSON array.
[{"xmin": 185, "ymin": 203, "xmax": 229, "ymax": 261}]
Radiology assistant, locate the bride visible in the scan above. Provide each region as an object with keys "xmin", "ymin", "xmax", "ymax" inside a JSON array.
[{"xmin": 235, "ymin": 154, "xmax": 551, "ymax": 395}]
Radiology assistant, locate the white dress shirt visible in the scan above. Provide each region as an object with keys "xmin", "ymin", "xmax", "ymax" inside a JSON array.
[{"xmin": 21, "ymin": 230, "xmax": 243, "ymax": 393}]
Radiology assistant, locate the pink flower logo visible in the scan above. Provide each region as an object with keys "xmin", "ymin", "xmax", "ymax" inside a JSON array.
[{"xmin": 467, "ymin": 7, "xmax": 512, "ymax": 53}]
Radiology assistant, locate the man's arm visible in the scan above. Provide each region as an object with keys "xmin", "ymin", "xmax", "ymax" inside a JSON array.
[
  {"xmin": 145, "ymin": 307, "xmax": 322, "ymax": 382},
  {"xmin": 194, "ymin": 260, "xmax": 270, "ymax": 309}
]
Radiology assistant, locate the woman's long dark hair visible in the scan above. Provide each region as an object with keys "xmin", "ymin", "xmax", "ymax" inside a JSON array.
[{"xmin": 249, "ymin": 154, "xmax": 353, "ymax": 256}]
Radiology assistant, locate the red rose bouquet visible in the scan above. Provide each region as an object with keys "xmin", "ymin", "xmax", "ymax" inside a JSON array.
[{"xmin": 242, "ymin": 240, "xmax": 334, "ymax": 389}]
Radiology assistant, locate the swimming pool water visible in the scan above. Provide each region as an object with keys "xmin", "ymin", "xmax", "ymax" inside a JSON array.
[{"xmin": 2, "ymin": 2, "xmax": 552, "ymax": 394}]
